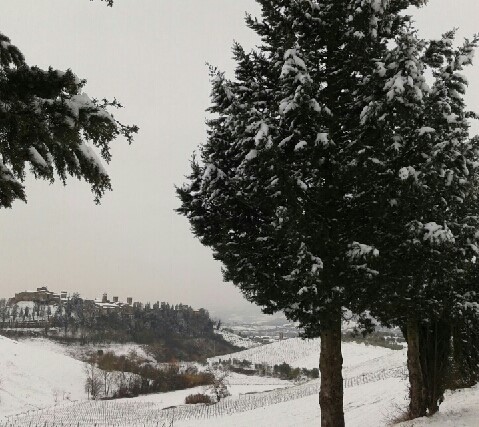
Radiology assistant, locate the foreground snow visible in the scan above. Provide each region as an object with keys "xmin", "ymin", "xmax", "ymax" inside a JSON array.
[
  {"xmin": 1, "ymin": 335, "xmax": 478, "ymax": 426},
  {"xmin": 174, "ymin": 377, "xmax": 408, "ymax": 427},
  {"xmin": 0, "ymin": 336, "xmax": 85, "ymax": 417},
  {"xmin": 398, "ymin": 385, "xmax": 479, "ymax": 427}
]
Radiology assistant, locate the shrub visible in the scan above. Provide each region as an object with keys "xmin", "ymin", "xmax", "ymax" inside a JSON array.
[{"xmin": 185, "ymin": 393, "xmax": 213, "ymax": 404}]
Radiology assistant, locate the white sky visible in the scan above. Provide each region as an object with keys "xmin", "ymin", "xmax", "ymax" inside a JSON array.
[{"xmin": 1, "ymin": 0, "xmax": 479, "ymax": 314}]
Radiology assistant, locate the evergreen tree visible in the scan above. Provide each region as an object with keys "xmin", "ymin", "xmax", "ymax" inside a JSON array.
[
  {"xmin": 0, "ymin": 299, "xmax": 7, "ymax": 325},
  {"xmin": 0, "ymin": 25, "xmax": 137, "ymax": 208},
  {"xmin": 177, "ymin": 1, "xmax": 429, "ymax": 425},
  {"xmin": 11, "ymin": 303, "xmax": 18, "ymax": 323},
  {"xmin": 357, "ymin": 23, "xmax": 479, "ymax": 417}
]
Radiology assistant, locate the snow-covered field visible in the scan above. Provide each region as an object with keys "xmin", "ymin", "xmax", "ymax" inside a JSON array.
[
  {"xmin": 0, "ymin": 335, "xmax": 478, "ymax": 426},
  {"xmin": 215, "ymin": 329, "xmax": 260, "ymax": 349},
  {"xmin": 0, "ymin": 336, "xmax": 85, "ymax": 417},
  {"xmin": 398, "ymin": 385, "xmax": 479, "ymax": 426},
  {"xmin": 209, "ymin": 336, "xmax": 398, "ymax": 370}
]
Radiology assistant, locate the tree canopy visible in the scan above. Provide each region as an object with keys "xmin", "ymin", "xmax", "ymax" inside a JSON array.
[
  {"xmin": 177, "ymin": 0, "xmax": 479, "ymax": 424},
  {"xmin": 359, "ymin": 27, "xmax": 479, "ymax": 415},
  {"xmin": 0, "ymin": 7, "xmax": 137, "ymax": 208}
]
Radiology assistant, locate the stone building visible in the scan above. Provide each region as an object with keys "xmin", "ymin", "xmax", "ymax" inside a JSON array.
[{"xmin": 10, "ymin": 287, "xmax": 60, "ymax": 305}]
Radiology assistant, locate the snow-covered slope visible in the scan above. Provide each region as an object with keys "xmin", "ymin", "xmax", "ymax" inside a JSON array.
[
  {"xmin": 1, "ymin": 335, "xmax": 478, "ymax": 426},
  {"xmin": 1, "ymin": 338, "xmax": 409, "ymax": 426},
  {"xmin": 174, "ymin": 377, "xmax": 409, "ymax": 427},
  {"xmin": 215, "ymin": 329, "xmax": 260, "ymax": 349},
  {"xmin": 209, "ymin": 337, "xmax": 399, "ymax": 370},
  {"xmin": 0, "ymin": 336, "xmax": 85, "ymax": 416},
  {"xmin": 398, "ymin": 385, "xmax": 479, "ymax": 427}
]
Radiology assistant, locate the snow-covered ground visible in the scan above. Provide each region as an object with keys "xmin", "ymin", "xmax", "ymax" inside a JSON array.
[
  {"xmin": 0, "ymin": 335, "xmax": 85, "ymax": 417},
  {"xmin": 20, "ymin": 337, "xmax": 153, "ymax": 361},
  {"xmin": 1, "ymin": 335, "xmax": 478, "ymax": 426},
  {"xmin": 397, "ymin": 385, "xmax": 479, "ymax": 427},
  {"xmin": 173, "ymin": 377, "xmax": 409, "ymax": 427},
  {"xmin": 215, "ymin": 328, "xmax": 260, "ymax": 349},
  {"xmin": 209, "ymin": 336, "xmax": 398, "ymax": 370},
  {"xmin": 112, "ymin": 372, "xmax": 292, "ymax": 408}
]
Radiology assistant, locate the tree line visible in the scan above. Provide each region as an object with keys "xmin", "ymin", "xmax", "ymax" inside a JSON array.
[
  {"xmin": 0, "ymin": 295, "xmax": 219, "ymax": 343},
  {"xmin": 213, "ymin": 357, "xmax": 319, "ymax": 381}
]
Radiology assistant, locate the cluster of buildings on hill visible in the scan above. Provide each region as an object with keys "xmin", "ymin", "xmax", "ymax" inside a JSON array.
[
  {"xmin": 8, "ymin": 286, "xmax": 137, "ymax": 315},
  {"xmin": 10, "ymin": 287, "xmax": 67, "ymax": 305},
  {"xmin": 6, "ymin": 287, "xmax": 205, "ymax": 319}
]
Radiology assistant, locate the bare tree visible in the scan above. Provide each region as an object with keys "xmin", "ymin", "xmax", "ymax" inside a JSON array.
[
  {"xmin": 205, "ymin": 367, "xmax": 230, "ymax": 403},
  {"xmin": 84, "ymin": 361, "xmax": 102, "ymax": 400}
]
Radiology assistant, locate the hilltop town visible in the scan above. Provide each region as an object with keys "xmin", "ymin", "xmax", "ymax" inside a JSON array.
[
  {"xmin": 1, "ymin": 286, "xmax": 138, "ymax": 329},
  {"xmin": 0, "ymin": 286, "xmax": 237, "ymax": 363},
  {"xmin": 2, "ymin": 286, "xmax": 210, "ymax": 325}
]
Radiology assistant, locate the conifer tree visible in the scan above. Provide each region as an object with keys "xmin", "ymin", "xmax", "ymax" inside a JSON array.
[
  {"xmin": 177, "ymin": 1, "xmax": 429, "ymax": 425},
  {"xmin": 357, "ymin": 23, "xmax": 479, "ymax": 417},
  {"xmin": 0, "ymin": 17, "xmax": 137, "ymax": 208}
]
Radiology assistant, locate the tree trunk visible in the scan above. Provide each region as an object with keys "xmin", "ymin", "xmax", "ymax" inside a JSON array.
[
  {"xmin": 406, "ymin": 317, "xmax": 427, "ymax": 419},
  {"xmin": 420, "ymin": 318, "xmax": 451, "ymax": 415},
  {"xmin": 319, "ymin": 310, "xmax": 344, "ymax": 427}
]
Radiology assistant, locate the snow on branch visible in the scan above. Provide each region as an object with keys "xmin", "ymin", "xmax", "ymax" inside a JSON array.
[
  {"xmin": 347, "ymin": 242, "xmax": 379, "ymax": 261},
  {"xmin": 423, "ymin": 222, "xmax": 455, "ymax": 245}
]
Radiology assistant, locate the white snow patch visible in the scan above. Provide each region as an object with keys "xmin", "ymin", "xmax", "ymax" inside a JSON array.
[
  {"xmin": 399, "ymin": 166, "xmax": 417, "ymax": 181},
  {"xmin": 423, "ymin": 222, "xmax": 455, "ymax": 244},
  {"xmin": 348, "ymin": 242, "xmax": 379, "ymax": 260},
  {"xmin": 0, "ymin": 336, "xmax": 86, "ymax": 417},
  {"xmin": 418, "ymin": 127, "xmax": 436, "ymax": 136},
  {"xmin": 294, "ymin": 140, "xmax": 307, "ymax": 151}
]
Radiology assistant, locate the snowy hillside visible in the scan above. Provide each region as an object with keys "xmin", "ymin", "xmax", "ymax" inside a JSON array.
[
  {"xmin": 215, "ymin": 328, "xmax": 260, "ymax": 349},
  {"xmin": 0, "ymin": 336, "xmax": 85, "ymax": 417},
  {"xmin": 0, "ymin": 336, "xmax": 408, "ymax": 426},
  {"xmin": 208, "ymin": 337, "xmax": 399, "ymax": 370},
  {"xmin": 1, "ymin": 335, "xmax": 478, "ymax": 426}
]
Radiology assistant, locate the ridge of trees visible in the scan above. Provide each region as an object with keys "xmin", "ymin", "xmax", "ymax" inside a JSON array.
[{"xmin": 1, "ymin": 295, "xmax": 238, "ymax": 362}]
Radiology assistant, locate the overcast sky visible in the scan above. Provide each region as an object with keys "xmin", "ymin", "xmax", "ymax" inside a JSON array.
[{"xmin": 1, "ymin": 0, "xmax": 479, "ymax": 315}]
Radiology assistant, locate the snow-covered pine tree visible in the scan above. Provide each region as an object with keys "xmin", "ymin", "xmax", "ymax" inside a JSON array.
[
  {"xmin": 449, "ymin": 306, "xmax": 479, "ymax": 389},
  {"xmin": 0, "ymin": 31, "xmax": 137, "ymax": 208},
  {"xmin": 358, "ymin": 21, "xmax": 479, "ymax": 417},
  {"xmin": 177, "ymin": 1, "xmax": 428, "ymax": 425}
]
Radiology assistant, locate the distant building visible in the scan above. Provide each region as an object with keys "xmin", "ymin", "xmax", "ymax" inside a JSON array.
[
  {"xmin": 10, "ymin": 287, "xmax": 60, "ymax": 305},
  {"xmin": 8, "ymin": 287, "xmax": 134, "ymax": 319},
  {"xmin": 90, "ymin": 294, "xmax": 134, "ymax": 317}
]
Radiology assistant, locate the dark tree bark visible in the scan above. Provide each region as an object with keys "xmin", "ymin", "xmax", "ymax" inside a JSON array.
[
  {"xmin": 406, "ymin": 317, "xmax": 427, "ymax": 418},
  {"xmin": 319, "ymin": 310, "xmax": 344, "ymax": 427},
  {"xmin": 419, "ymin": 318, "xmax": 452, "ymax": 415}
]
